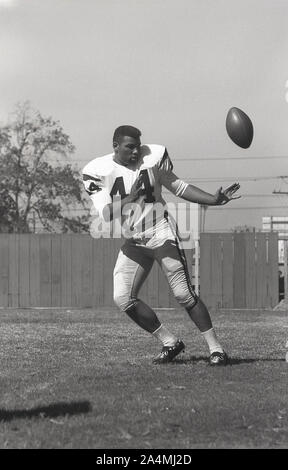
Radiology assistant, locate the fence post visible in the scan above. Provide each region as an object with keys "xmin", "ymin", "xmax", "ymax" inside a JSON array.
[{"xmin": 284, "ymin": 240, "xmax": 288, "ymax": 301}]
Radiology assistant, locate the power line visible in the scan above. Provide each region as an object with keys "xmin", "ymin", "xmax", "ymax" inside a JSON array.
[
  {"xmin": 180, "ymin": 176, "xmax": 288, "ymax": 183},
  {"xmin": 74, "ymin": 155, "xmax": 288, "ymax": 164},
  {"xmin": 173, "ymin": 156, "xmax": 288, "ymax": 162},
  {"xmin": 208, "ymin": 205, "xmax": 288, "ymax": 210},
  {"xmin": 65, "ymin": 202, "xmax": 288, "ymax": 213},
  {"xmin": 162, "ymin": 192, "xmax": 285, "ymax": 197},
  {"xmin": 243, "ymin": 194, "xmax": 288, "ymax": 198}
]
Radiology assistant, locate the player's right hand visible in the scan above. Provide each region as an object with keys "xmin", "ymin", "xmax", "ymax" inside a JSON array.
[
  {"xmin": 129, "ymin": 174, "xmax": 144, "ymax": 201},
  {"xmin": 214, "ymin": 182, "xmax": 241, "ymax": 205}
]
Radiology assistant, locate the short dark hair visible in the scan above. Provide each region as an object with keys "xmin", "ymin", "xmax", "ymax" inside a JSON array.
[{"xmin": 113, "ymin": 125, "xmax": 141, "ymax": 144}]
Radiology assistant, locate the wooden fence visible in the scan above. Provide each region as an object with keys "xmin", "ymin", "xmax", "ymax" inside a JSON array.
[
  {"xmin": 0, "ymin": 233, "xmax": 279, "ymax": 309},
  {"xmin": 200, "ymin": 232, "xmax": 279, "ymax": 309},
  {"xmin": 0, "ymin": 234, "xmax": 193, "ymax": 308}
]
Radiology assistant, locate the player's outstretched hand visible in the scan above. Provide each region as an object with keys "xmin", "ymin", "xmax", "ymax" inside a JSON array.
[{"xmin": 214, "ymin": 183, "xmax": 241, "ymax": 205}]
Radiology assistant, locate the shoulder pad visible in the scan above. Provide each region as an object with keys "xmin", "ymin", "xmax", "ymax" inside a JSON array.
[
  {"xmin": 82, "ymin": 153, "xmax": 114, "ymax": 177},
  {"xmin": 141, "ymin": 144, "xmax": 166, "ymax": 168}
]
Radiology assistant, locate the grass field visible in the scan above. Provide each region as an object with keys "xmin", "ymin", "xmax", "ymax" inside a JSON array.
[{"xmin": 0, "ymin": 307, "xmax": 287, "ymax": 449}]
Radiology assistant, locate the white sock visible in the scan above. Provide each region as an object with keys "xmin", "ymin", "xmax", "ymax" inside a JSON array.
[
  {"xmin": 201, "ymin": 328, "xmax": 224, "ymax": 354},
  {"xmin": 152, "ymin": 325, "xmax": 178, "ymax": 347}
]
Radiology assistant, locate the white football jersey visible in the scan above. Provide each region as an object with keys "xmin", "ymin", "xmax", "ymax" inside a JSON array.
[{"xmin": 82, "ymin": 144, "xmax": 187, "ymax": 238}]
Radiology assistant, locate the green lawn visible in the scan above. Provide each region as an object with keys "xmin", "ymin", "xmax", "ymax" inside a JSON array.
[{"xmin": 0, "ymin": 307, "xmax": 287, "ymax": 449}]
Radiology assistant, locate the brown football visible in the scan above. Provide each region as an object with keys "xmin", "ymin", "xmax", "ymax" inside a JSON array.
[{"xmin": 226, "ymin": 107, "xmax": 254, "ymax": 148}]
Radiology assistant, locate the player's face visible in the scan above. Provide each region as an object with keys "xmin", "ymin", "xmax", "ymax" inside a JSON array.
[{"xmin": 113, "ymin": 136, "xmax": 141, "ymax": 166}]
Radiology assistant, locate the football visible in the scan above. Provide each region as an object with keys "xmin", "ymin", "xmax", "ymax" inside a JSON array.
[{"xmin": 226, "ymin": 107, "xmax": 254, "ymax": 148}]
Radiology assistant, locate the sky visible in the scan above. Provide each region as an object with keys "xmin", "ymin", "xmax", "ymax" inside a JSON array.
[{"xmin": 1, "ymin": 0, "xmax": 288, "ymax": 231}]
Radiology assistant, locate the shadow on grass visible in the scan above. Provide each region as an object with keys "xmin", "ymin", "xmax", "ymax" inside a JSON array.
[
  {"xmin": 229, "ymin": 357, "xmax": 285, "ymax": 365},
  {"xmin": 173, "ymin": 355, "xmax": 208, "ymax": 364},
  {"xmin": 172, "ymin": 356, "xmax": 285, "ymax": 365},
  {"xmin": 0, "ymin": 400, "xmax": 92, "ymax": 423}
]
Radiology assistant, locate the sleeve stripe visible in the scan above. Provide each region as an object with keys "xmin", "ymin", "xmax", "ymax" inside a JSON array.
[
  {"xmin": 157, "ymin": 148, "xmax": 173, "ymax": 171},
  {"xmin": 83, "ymin": 174, "xmax": 102, "ymax": 182},
  {"xmin": 175, "ymin": 181, "xmax": 189, "ymax": 197}
]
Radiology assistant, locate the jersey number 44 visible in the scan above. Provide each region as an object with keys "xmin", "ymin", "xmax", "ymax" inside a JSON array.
[{"xmin": 110, "ymin": 169, "xmax": 155, "ymax": 203}]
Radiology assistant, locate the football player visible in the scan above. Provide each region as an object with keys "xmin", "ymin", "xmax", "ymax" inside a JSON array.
[{"xmin": 83, "ymin": 125, "xmax": 240, "ymax": 365}]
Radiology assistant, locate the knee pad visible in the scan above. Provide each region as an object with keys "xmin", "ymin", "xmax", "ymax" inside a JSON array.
[
  {"xmin": 182, "ymin": 293, "xmax": 198, "ymax": 309},
  {"xmin": 113, "ymin": 293, "xmax": 139, "ymax": 312},
  {"xmin": 169, "ymin": 270, "xmax": 198, "ymax": 308},
  {"xmin": 175, "ymin": 290, "xmax": 198, "ymax": 309}
]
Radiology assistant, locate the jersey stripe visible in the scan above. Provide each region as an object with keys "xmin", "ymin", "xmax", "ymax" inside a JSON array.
[
  {"xmin": 165, "ymin": 214, "xmax": 198, "ymax": 306},
  {"xmin": 83, "ymin": 174, "xmax": 102, "ymax": 182},
  {"xmin": 157, "ymin": 148, "xmax": 173, "ymax": 172}
]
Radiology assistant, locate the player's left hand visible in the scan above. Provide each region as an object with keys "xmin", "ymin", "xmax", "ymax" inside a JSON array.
[{"xmin": 214, "ymin": 183, "xmax": 241, "ymax": 205}]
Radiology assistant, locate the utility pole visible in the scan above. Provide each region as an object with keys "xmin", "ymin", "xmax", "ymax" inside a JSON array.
[
  {"xmin": 200, "ymin": 205, "xmax": 208, "ymax": 232},
  {"xmin": 284, "ymin": 241, "xmax": 288, "ymax": 303},
  {"xmin": 271, "ymin": 192, "xmax": 288, "ymax": 303}
]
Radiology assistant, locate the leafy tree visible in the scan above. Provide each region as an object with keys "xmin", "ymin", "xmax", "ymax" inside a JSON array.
[{"xmin": 0, "ymin": 102, "xmax": 89, "ymax": 233}]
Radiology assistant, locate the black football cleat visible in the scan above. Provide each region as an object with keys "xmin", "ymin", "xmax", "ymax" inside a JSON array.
[
  {"xmin": 209, "ymin": 351, "xmax": 228, "ymax": 366},
  {"xmin": 152, "ymin": 340, "xmax": 185, "ymax": 364}
]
